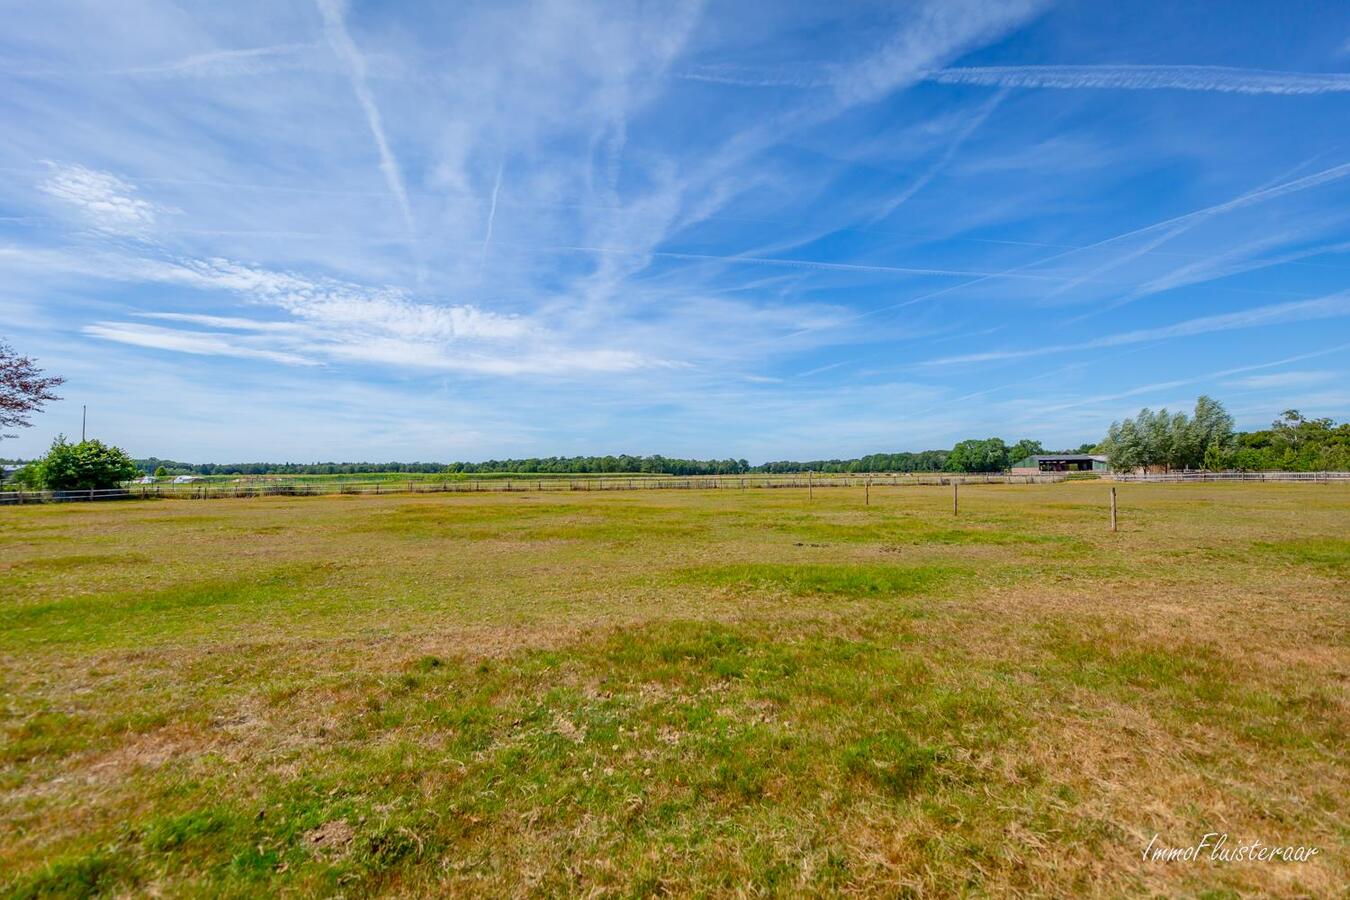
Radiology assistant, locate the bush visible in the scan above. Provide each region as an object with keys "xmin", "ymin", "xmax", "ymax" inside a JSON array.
[{"xmin": 24, "ymin": 435, "xmax": 138, "ymax": 490}]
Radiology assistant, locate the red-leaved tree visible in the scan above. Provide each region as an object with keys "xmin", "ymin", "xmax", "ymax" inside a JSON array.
[{"xmin": 1, "ymin": 341, "xmax": 65, "ymax": 440}]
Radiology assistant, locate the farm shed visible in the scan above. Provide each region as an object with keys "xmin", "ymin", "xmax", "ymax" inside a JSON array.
[{"xmin": 1010, "ymin": 454, "xmax": 1109, "ymax": 475}]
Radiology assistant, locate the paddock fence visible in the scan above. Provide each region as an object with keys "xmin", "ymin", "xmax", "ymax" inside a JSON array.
[
  {"xmin": 1113, "ymin": 471, "xmax": 1350, "ymax": 483},
  {"xmin": 1, "ymin": 472, "xmax": 1069, "ymax": 505},
  {"xmin": 4, "ymin": 470, "xmax": 1346, "ymax": 505}
]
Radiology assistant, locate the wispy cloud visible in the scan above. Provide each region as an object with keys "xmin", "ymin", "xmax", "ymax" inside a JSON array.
[
  {"xmin": 82, "ymin": 321, "xmax": 318, "ymax": 366},
  {"xmin": 6, "ymin": 1, "xmax": 1348, "ymax": 459},
  {"xmin": 1226, "ymin": 370, "xmax": 1335, "ymax": 389},
  {"xmin": 37, "ymin": 162, "xmax": 165, "ymax": 236},
  {"xmin": 315, "ymin": 0, "xmax": 415, "ymax": 235},
  {"xmin": 1031, "ymin": 345, "xmax": 1350, "ymax": 415},
  {"xmin": 677, "ymin": 63, "xmax": 835, "ymax": 89},
  {"xmin": 118, "ymin": 43, "xmax": 321, "ymax": 78},
  {"xmin": 79, "ymin": 254, "xmax": 667, "ymax": 376},
  {"xmin": 1126, "ymin": 237, "xmax": 1350, "ymax": 304},
  {"xmin": 826, "ymin": 0, "xmax": 1049, "ymax": 108},
  {"xmin": 924, "ymin": 291, "xmax": 1350, "ymax": 366},
  {"xmin": 928, "ymin": 64, "xmax": 1350, "ymax": 95},
  {"xmin": 1046, "ymin": 158, "xmax": 1350, "ymax": 302}
]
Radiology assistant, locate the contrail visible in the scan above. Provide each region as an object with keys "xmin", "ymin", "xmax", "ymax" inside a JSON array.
[
  {"xmin": 315, "ymin": 0, "xmax": 415, "ymax": 236},
  {"xmin": 923, "ymin": 290, "xmax": 1350, "ymax": 367},
  {"xmin": 680, "ymin": 63, "xmax": 1350, "ymax": 96},
  {"xmin": 929, "ymin": 64, "xmax": 1350, "ymax": 95},
  {"xmin": 118, "ymin": 43, "xmax": 316, "ymax": 78},
  {"xmin": 870, "ymin": 88, "xmax": 1008, "ymax": 223},
  {"xmin": 545, "ymin": 245, "xmax": 1076, "ymax": 282},
  {"xmin": 480, "ymin": 162, "xmax": 504, "ymax": 271},
  {"xmin": 1045, "ymin": 155, "xmax": 1332, "ymax": 302},
  {"xmin": 780, "ymin": 158, "xmax": 1350, "ymax": 341}
]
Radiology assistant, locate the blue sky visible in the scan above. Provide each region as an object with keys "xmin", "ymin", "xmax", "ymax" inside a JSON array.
[{"xmin": 2, "ymin": 0, "xmax": 1348, "ymax": 462}]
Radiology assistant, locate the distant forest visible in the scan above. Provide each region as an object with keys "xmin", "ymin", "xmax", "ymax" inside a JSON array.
[
  {"xmin": 123, "ymin": 447, "xmax": 1077, "ymax": 477},
  {"xmin": 124, "ymin": 453, "xmax": 956, "ymax": 477}
]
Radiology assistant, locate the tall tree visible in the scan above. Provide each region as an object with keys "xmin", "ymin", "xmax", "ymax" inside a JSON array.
[
  {"xmin": 0, "ymin": 341, "xmax": 64, "ymax": 440},
  {"xmin": 944, "ymin": 438, "xmax": 1009, "ymax": 473}
]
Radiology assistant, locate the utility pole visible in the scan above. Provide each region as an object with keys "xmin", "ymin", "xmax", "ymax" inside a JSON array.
[{"xmin": 81, "ymin": 405, "xmax": 86, "ymax": 442}]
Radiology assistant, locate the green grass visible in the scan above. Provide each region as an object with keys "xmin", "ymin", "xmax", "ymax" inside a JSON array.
[
  {"xmin": 679, "ymin": 562, "xmax": 959, "ymax": 599},
  {"xmin": 0, "ymin": 483, "xmax": 1345, "ymax": 896}
]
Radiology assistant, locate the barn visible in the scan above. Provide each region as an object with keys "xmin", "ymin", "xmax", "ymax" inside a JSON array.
[{"xmin": 1010, "ymin": 454, "xmax": 1109, "ymax": 475}]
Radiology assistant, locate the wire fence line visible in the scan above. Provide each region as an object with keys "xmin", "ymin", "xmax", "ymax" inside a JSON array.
[
  {"xmin": 1114, "ymin": 471, "xmax": 1350, "ymax": 483},
  {"xmin": 3, "ymin": 470, "xmax": 1346, "ymax": 505},
  {"xmin": 1, "ymin": 472, "xmax": 1071, "ymax": 505}
]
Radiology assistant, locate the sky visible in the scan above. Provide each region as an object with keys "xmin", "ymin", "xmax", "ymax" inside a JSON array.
[{"xmin": 2, "ymin": 0, "xmax": 1348, "ymax": 463}]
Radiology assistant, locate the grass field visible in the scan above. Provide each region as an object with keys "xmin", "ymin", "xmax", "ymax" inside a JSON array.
[{"xmin": 1, "ymin": 483, "xmax": 1345, "ymax": 897}]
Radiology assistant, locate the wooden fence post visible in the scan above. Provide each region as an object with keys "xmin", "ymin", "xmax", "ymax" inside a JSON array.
[
  {"xmin": 808, "ymin": 470, "xmax": 813, "ymax": 501},
  {"xmin": 952, "ymin": 481, "xmax": 959, "ymax": 516},
  {"xmin": 1110, "ymin": 486, "xmax": 1117, "ymax": 532},
  {"xmin": 865, "ymin": 478, "xmax": 870, "ymax": 506}
]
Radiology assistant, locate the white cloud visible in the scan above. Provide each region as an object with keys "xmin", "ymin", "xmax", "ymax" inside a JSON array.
[
  {"xmin": 140, "ymin": 257, "xmax": 530, "ymax": 341},
  {"xmin": 81, "ymin": 322, "xmax": 318, "ymax": 366},
  {"xmin": 80, "ymin": 254, "xmax": 661, "ymax": 375},
  {"xmin": 38, "ymin": 163, "xmax": 165, "ymax": 235}
]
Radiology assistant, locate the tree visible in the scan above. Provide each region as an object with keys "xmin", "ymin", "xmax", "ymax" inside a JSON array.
[
  {"xmin": 1103, "ymin": 417, "xmax": 1144, "ymax": 472},
  {"xmin": 1202, "ymin": 442, "xmax": 1230, "ymax": 472},
  {"xmin": 154, "ymin": 465, "xmax": 168, "ymax": 478},
  {"xmin": 944, "ymin": 438, "xmax": 1009, "ymax": 473},
  {"xmin": 1189, "ymin": 396, "xmax": 1235, "ymax": 463},
  {"xmin": 1101, "ymin": 396, "xmax": 1237, "ymax": 472},
  {"xmin": 1, "ymin": 341, "xmax": 64, "ymax": 439},
  {"xmin": 1009, "ymin": 439, "xmax": 1044, "ymax": 464},
  {"xmin": 26, "ymin": 436, "xmax": 138, "ymax": 490}
]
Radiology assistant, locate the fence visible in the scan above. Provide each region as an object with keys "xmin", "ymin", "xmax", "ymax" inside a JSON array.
[
  {"xmin": 1114, "ymin": 471, "xmax": 1350, "ymax": 483},
  {"xmin": 5, "ymin": 470, "xmax": 1346, "ymax": 505},
  {"xmin": 0, "ymin": 472, "xmax": 1070, "ymax": 505}
]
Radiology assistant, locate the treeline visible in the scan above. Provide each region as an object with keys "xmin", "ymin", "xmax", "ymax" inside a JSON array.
[
  {"xmin": 757, "ymin": 451, "xmax": 948, "ymax": 473},
  {"xmin": 118, "ymin": 400, "xmax": 1349, "ymax": 479},
  {"xmin": 134, "ymin": 456, "xmax": 757, "ymax": 477},
  {"xmin": 445, "ymin": 456, "xmax": 752, "ymax": 475},
  {"xmin": 1229, "ymin": 411, "xmax": 1349, "ymax": 471},
  {"xmin": 135, "ymin": 459, "xmax": 450, "ymax": 476},
  {"xmin": 133, "ymin": 453, "xmax": 947, "ymax": 477},
  {"xmin": 1101, "ymin": 396, "xmax": 1235, "ymax": 472},
  {"xmin": 1102, "ymin": 400, "xmax": 1350, "ymax": 472}
]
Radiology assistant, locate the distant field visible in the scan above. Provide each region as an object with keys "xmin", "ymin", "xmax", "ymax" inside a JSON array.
[{"xmin": 1, "ymin": 483, "xmax": 1345, "ymax": 896}]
